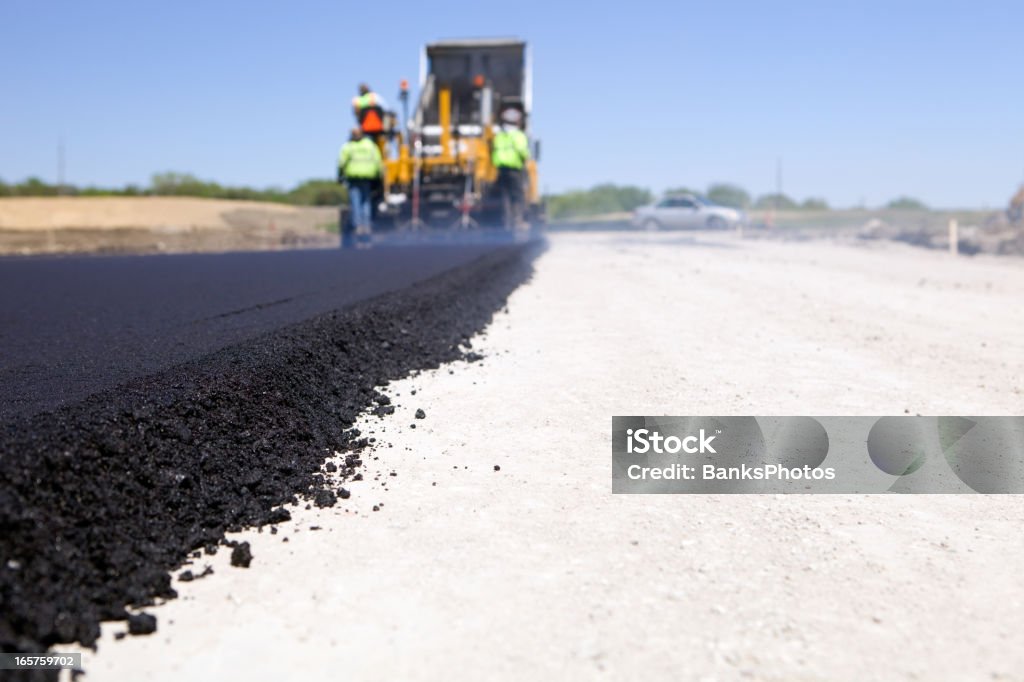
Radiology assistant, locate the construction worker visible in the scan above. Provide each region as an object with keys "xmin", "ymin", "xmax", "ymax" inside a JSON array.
[
  {"xmin": 352, "ymin": 84, "xmax": 387, "ymax": 141},
  {"xmin": 491, "ymin": 108, "xmax": 530, "ymax": 230},
  {"xmin": 338, "ymin": 128, "xmax": 383, "ymax": 243}
]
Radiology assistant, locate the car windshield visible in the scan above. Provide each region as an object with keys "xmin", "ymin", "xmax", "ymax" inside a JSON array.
[
  {"xmin": 695, "ymin": 195, "xmax": 713, "ymax": 206},
  {"xmin": 660, "ymin": 196, "xmax": 697, "ymax": 207}
]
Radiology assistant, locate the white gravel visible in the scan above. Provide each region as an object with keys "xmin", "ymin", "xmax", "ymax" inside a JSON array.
[{"xmin": 78, "ymin": 231, "xmax": 1024, "ymax": 681}]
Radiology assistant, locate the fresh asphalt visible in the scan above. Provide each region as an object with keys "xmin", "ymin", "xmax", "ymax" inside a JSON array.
[
  {"xmin": 0, "ymin": 236, "xmax": 537, "ymax": 655},
  {"xmin": 0, "ymin": 235, "xmax": 529, "ymax": 423}
]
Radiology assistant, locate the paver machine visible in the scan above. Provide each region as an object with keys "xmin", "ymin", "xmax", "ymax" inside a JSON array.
[{"xmin": 372, "ymin": 38, "xmax": 543, "ymax": 229}]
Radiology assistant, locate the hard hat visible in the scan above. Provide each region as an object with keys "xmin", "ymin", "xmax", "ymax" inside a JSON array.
[{"xmin": 501, "ymin": 109, "xmax": 522, "ymax": 124}]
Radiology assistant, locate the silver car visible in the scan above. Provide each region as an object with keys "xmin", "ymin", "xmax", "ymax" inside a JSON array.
[{"xmin": 632, "ymin": 194, "xmax": 745, "ymax": 230}]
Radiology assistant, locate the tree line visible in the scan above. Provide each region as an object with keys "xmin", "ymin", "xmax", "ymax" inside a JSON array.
[
  {"xmin": 543, "ymin": 183, "xmax": 929, "ymax": 219},
  {"xmin": 0, "ymin": 174, "xmax": 930, "ymax": 218},
  {"xmin": 0, "ymin": 173, "xmax": 347, "ymax": 206}
]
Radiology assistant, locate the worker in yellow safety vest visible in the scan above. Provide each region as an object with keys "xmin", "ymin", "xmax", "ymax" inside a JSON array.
[
  {"xmin": 491, "ymin": 108, "xmax": 530, "ymax": 230},
  {"xmin": 352, "ymin": 84, "xmax": 386, "ymax": 138},
  {"xmin": 338, "ymin": 128, "xmax": 383, "ymax": 242}
]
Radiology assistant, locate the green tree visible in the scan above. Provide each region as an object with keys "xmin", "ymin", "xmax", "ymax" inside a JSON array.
[
  {"xmin": 288, "ymin": 179, "xmax": 347, "ymax": 206},
  {"xmin": 150, "ymin": 172, "xmax": 184, "ymax": 192},
  {"xmin": 801, "ymin": 197, "xmax": 829, "ymax": 210},
  {"xmin": 150, "ymin": 172, "xmax": 210, "ymax": 197},
  {"xmin": 149, "ymin": 172, "xmax": 299, "ymax": 203},
  {"xmin": 754, "ymin": 193, "xmax": 797, "ymax": 210},
  {"xmin": 663, "ymin": 186, "xmax": 701, "ymax": 197},
  {"xmin": 17, "ymin": 177, "xmax": 59, "ymax": 197},
  {"xmin": 886, "ymin": 196, "xmax": 928, "ymax": 210},
  {"xmin": 706, "ymin": 183, "xmax": 751, "ymax": 209},
  {"xmin": 545, "ymin": 184, "xmax": 652, "ymax": 219}
]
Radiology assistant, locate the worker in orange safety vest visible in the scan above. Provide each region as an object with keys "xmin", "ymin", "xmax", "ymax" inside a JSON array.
[{"xmin": 352, "ymin": 84, "xmax": 387, "ymax": 139}]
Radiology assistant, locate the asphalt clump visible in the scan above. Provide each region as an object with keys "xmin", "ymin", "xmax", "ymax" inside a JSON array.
[
  {"xmin": 126, "ymin": 613, "xmax": 157, "ymax": 636},
  {"xmin": 229, "ymin": 542, "xmax": 253, "ymax": 568}
]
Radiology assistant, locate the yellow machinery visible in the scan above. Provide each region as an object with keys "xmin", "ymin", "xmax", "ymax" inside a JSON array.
[{"xmin": 374, "ymin": 38, "xmax": 543, "ymax": 229}]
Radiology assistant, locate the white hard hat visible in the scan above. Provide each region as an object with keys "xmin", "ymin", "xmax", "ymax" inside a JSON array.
[{"xmin": 501, "ymin": 109, "xmax": 522, "ymax": 124}]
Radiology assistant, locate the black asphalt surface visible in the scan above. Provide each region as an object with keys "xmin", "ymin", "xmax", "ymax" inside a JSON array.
[
  {"xmin": 0, "ymin": 242, "xmax": 507, "ymax": 423},
  {"xmin": 1, "ymin": 238, "xmax": 538, "ymax": 660}
]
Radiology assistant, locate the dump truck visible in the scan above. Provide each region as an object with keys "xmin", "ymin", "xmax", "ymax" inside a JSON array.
[{"xmin": 359, "ymin": 38, "xmax": 543, "ymax": 230}]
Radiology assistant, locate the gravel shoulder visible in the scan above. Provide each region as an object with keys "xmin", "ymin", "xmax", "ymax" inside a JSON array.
[{"xmin": 78, "ymin": 232, "xmax": 1024, "ymax": 680}]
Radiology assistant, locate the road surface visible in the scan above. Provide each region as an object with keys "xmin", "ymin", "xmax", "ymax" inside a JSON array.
[
  {"xmin": 77, "ymin": 231, "xmax": 1024, "ymax": 681},
  {"xmin": 0, "ymin": 241, "xmax": 514, "ymax": 422}
]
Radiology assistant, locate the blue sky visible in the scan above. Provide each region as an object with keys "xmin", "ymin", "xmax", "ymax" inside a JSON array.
[{"xmin": 2, "ymin": 0, "xmax": 1022, "ymax": 208}]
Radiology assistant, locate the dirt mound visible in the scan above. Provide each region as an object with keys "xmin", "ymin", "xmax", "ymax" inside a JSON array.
[
  {"xmin": 858, "ymin": 213, "xmax": 1024, "ymax": 256},
  {"xmin": 0, "ymin": 197, "xmax": 315, "ymax": 231},
  {"xmin": 0, "ymin": 197, "xmax": 338, "ymax": 255}
]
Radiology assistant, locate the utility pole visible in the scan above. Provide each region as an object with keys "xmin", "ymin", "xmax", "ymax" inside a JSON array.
[
  {"xmin": 766, "ymin": 157, "xmax": 782, "ymax": 228},
  {"xmin": 775, "ymin": 156, "xmax": 783, "ymax": 211},
  {"xmin": 57, "ymin": 135, "xmax": 65, "ymax": 195}
]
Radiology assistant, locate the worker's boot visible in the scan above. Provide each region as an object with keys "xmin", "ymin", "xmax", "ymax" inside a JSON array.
[
  {"xmin": 512, "ymin": 204, "xmax": 527, "ymax": 231},
  {"xmin": 355, "ymin": 224, "xmax": 372, "ymax": 248}
]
